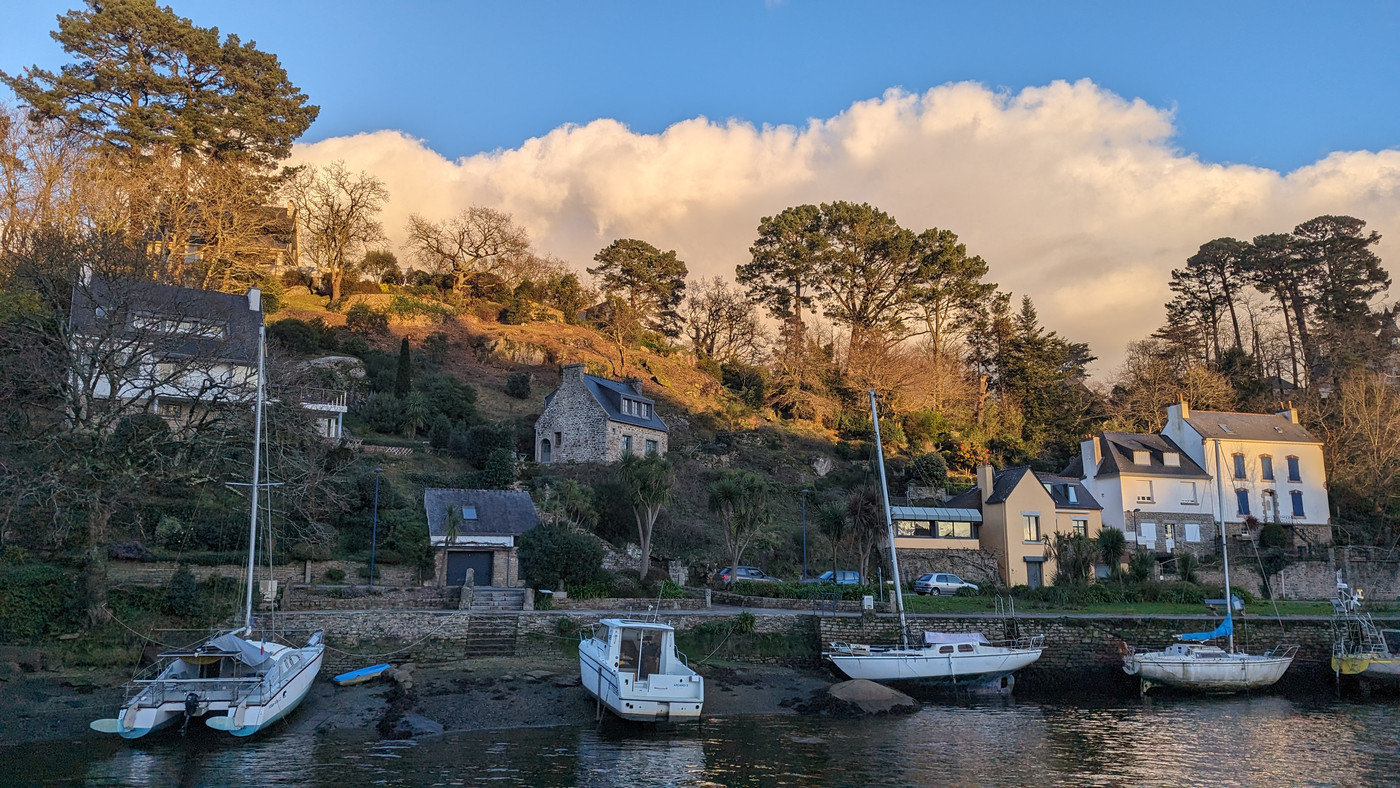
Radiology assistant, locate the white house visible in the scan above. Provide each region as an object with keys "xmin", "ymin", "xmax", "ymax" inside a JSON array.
[
  {"xmin": 534, "ymin": 364, "xmax": 668, "ymax": 464},
  {"xmin": 1071, "ymin": 432, "xmax": 1216, "ymax": 556},
  {"xmin": 1161, "ymin": 401, "xmax": 1331, "ymax": 547}
]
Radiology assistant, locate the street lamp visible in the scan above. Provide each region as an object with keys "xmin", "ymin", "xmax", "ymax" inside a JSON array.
[
  {"xmin": 801, "ymin": 488, "xmax": 809, "ymax": 580},
  {"xmin": 369, "ymin": 467, "xmax": 382, "ymax": 588}
]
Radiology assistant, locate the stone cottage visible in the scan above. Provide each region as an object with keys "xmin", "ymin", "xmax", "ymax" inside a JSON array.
[
  {"xmin": 534, "ymin": 363, "xmax": 668, "ymax": 463},
  {"xmin": 424, "ymin": 488, "xmax": 539, "ymax": 587}
]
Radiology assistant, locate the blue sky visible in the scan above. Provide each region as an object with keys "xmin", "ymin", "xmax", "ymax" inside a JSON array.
[
  {"xmin": 2, "ymin": 1, "xmax": 1397, "ymax": 172},
  {"xmin": 3, "ymin": 2, "xmax": 1398, "ymax": 370}
]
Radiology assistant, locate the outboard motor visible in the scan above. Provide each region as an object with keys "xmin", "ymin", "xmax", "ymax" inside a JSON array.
[{"xmin": 180, "ymin": 692, "xmax": 200, "ymax": 735}]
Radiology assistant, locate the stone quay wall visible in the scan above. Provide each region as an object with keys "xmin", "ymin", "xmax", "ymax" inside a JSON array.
[
  {"xmin": 283, "ymin": 585, "xmax": 457, "ymax": 611},
  {"xmin": 107, "ymin": 559, "xmax": 422, "ymax": 588}
]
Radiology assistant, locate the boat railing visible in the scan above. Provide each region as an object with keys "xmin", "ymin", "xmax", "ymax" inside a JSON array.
[
  {"xmin": 129, "ymin": 676, "xmax": 263, "ymax": 707},
  {"xmin": 1265, "ymin": 643, "xmax": 1300, "ymax": 660}
]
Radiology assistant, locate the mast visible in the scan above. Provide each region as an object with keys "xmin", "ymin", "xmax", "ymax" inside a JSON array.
[
  {"xmin": 242, "ymin": 325, "xmax": 266, "ymax": 634},
  {"xmin": 869, "ymin": 391, "xmax": 908, "ymax": 648},
  {"xmin": 1213, "ymin": 438, "xmax": 1235, "ymax": 653}
]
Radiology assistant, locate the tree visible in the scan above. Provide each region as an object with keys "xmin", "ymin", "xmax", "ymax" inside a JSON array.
[
  {"xmin": 846, "ymin": 484, "xmax": 886, "ymax": 587},
  {"xmin": 617, "ymin": 453, "xmax": 675, "ymax": 579},
  {"xmin": 1, "ymin": 0, "xmax": 317, "ymax": 166},
  {"xmin": 808, "ymin": 201, "xmax": 919, "ymax": 345},
  {"xmin": 287, "ymin": 161, "xmax": 388, "ymax": 304},
  {"xmin": 361, "ymin": 250, "xmax": 401, "ymax": 284},
  {"xmin": 1166, "ymin": 238, "xmax": 1252, "ymax": 361},
  {"xmin": 1292, "ymin": 215, "xmax": 1390, "ymax": 368},
  {"xmin": 1096, "ymin": 527, "xmax": 1127, "ymax": 579},
  {"xmin": 405, "ymin": 207, "xmax": 530, "ymax": 295},
  {"xmin": 1314, "ymin": 371, "xmax": 1400, "ymax": 545},
  {"xmin": 739, "ymin": 204, "xmax": 823, "ymax": 323},
  {"xmin": 708, "ymin": 471, "xmax": 772, "ymax": 583},
  {"xmin": 1045, "ymin": 533, "xmax": 1094, "ymax": 587},
  {"xmin": 906, "ymin": 227, "xmax": 997, "ymax": 363},
  {"xmin": 588, "ymin": 239, "xmax": 688, "ymax": 338},
  {"xmin": 682, "ymin": 276, "xmax": 766, "ymax": 363},
  {"xmin": 394, "ymin": 338, "xmax": 412, "ymax": 398}
]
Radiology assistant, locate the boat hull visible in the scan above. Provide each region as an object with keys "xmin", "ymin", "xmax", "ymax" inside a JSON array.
[
  {"xmin": 1332, "ymin": 655, "xmax": 1400, "ymax": 683},
  {"xmin": 579, "ymin": 637, "xmax": 704, "ymax": 722},
  {"xmin": 1125, "ymin": 652, "xmax": 1293, "ymax": 691},
  {"xmin": 207, "ymin": 646, "xmax": 324, "ymax": 736},
  {"xmin": 825, "ymin": 645, "xmax": 1042, "ymax": 683}
]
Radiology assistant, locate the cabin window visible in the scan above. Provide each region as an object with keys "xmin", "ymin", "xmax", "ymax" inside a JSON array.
[
  {"xmin": 1232, "ymin": 453, "xmax": 1247, "ymax": 480},
  {"xmin": 1287, "ymin": 456, "xmax": 1301, "ymax": 482},
  {"xmin": 939, "ymin": 646, "xmax": 954, "ymax": 654},
  {"xmin": 957, "ymin": 644, "xmax": 975, "ymax": 653},
  {"xmin": 1260, "ymin": 455, "xmax": 1274, "ymax": 481}
]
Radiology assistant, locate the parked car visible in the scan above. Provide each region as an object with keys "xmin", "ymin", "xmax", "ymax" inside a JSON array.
[
  {"xmin": 713, "ymin": 566, "xmax": 782, "ymax": 585},
  {"xmin": 801, "ymin": 570, "xmax": 861, "ymax": 585},
  {"xmin": 913, "ymin": 572, "xmax": 978, "ymax": 595}
]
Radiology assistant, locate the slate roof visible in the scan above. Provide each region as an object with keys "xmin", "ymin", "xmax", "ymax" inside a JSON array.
[
  {"xmin": 1093, "ymin": 433, "xmax": 1211, "ymax": 479},
  {"xmin": 69, "ymin": 277, "xmax": 263, "ymax": 365},
  {"xmin": 1033, "ymin": 473, "xmax": 1103, "ymax": 511},
  {"xmin": 559, "ymin": 373, "xmax": 669, "ymax": 432},
  {"xmin": 424, "ymin": 489, "xmax": 540, "ymax": 540},
  {"xmin": 942, "ymin": 466, "xmax": 1032, "ymax": 509},
  {"xmin": 1182, "ymin": 410, "xmax": 1319, "ymax": 444}
]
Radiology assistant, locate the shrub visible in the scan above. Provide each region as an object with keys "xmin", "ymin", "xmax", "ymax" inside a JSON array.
[
  {"xmin": 720, "ymin": 361, "xmax": 767, "ymax": 408},
  {"xmin": 345, "ymin": 302, "xmax": 389, "ymax": 335},
  {"xmin": 505, "ymin": 371, "xmax": 532, "ymax": 399},
  {"xmin": 1127, "ymin": 551, "xmax": 1155, "ymax": 582},
  {"xmin": 0, "ymin": 564, "xmax": 77, "ymax": 640},
  {"xmin": 481, "ymin": 448, "xmax": 516, "ymax": 489},
  {"xmin": 163, "ymin": 565, "xmax": 205, "ymax": 618},
  {"xmin": 325, "ymin": 568, "xmax": 347, "ymax": 583},
  {"xmin": 955, "ymin": 585, "xmax": 980, "ymax": 597},
  {"xmin": 518, "ymin": 524, "xmax": 605, "ymax": 590},
  {"xmin": 907, "ymin": 452, "xmax": 949, "ymax": 489},
  {"xmin": 1175, "ymin": 552, "xmax": 1199, "ymax": 584},
  {"xmin": 1259, "ymin": 522, "xmax": 1289, "ymax": 549},
  {"xmin": 734, "ymin": 611, "xmax": 756, "ymax": 634},
  {"xmin": 554, "ymin": 616, "xmax": 577, "ymax": 638},
  {"xmin": 422, "ymin": 331, "xmax": 451, "ymax": 364},
  {"xmin": 359, "ymin": 392, "xmax": 405, "ymax": 434},
  {"xmin": 659, "ymin": 579, "xmax": 685, "ymax": 599}
]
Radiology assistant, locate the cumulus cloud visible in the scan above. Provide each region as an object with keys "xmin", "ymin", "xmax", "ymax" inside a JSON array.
[{"xmin": 290, "ymin": 78, "xmax": 1400, "ymax": 373}]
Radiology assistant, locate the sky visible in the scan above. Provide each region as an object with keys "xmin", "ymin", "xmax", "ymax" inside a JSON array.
[{"xmin": 3, "ymin": 1, "xmax": 1399, "ymax": 374}]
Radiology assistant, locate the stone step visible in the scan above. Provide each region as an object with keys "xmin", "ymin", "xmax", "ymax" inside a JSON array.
[{"xmin": 461, "ymin": 615, "xmax": 519, "ymax": 656}]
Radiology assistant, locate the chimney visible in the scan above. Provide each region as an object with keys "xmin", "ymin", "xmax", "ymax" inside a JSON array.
[
  {"xmin": 561, "ymin": 363, "xmax": 585, "ymax": 382},
  {"xmin": 976, "ymin": 464, "xmax": 995, "ymax": 506},
  {"xmin": 246, "ymin": 287, "xmax": 262, "ymax": 312},
  {"xmin": 1277, "ymin": 404, "xmax": 1299, "ymax": 425},
  {"xmin": 1080, "ymin": 437, "xmax": 1098, "ymax": 477},
  {"xmin": 1178, "ymin": 395, "xmax": 1190, "ymax": 419}
]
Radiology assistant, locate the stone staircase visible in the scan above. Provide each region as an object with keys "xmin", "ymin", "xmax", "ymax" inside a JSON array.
[
  {"xmin": 462, "ymin": 614, "xmax": 519, "ymax": 657},
  {"xmin": 470, "ymin": 587, "xmax": 527, "ymax": 612}
]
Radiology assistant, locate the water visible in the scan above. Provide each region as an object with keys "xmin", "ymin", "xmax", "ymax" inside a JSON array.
[{"xmin": 8, "ymin": 694, "xmax": 1400, "ymax": 786}]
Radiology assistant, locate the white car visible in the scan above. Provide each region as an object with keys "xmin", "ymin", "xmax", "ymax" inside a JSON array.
[{"xmin": 913, "ymin": 573, "xmax": 978, "ymax": 595}]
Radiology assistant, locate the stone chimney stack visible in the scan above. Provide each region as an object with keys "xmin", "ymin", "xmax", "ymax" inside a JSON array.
[
  {"xmin": 1276, "ymin": 403, "xmax": 1299, "ymax": 424},
  {"xmin": 561, "ymin": 363, "xmax": 585, "ymax": 382},
  {"xmin": 1080, "ymin": 436, "xmax": 1098, "ymax": 477},
  {"xmin": 976, "ymin": 464, "xmax": 995, "ymax": 506},
  {"xmin": 246, "ymin": 287, "xmax": 262, "ymax": 312}
]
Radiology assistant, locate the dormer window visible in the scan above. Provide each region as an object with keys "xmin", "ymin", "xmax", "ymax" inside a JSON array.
[
  {"xmin": 461, "ymin": 506, "xmax": 477, "ymax": 520},
  {"xmin": 1163, "ymin": 452, "xmax": 1180, "ymax": 467},
  {"xmin": 1067, "ymin": 486, "xmax": 1078, "ymax": 504},
  {"xmin": 1132, "ymin": 450, "xmax": 1150, "ymax": 465}
]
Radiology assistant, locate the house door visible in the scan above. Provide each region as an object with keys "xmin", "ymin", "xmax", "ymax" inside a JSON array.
[
  {"xmin": 446, "ymin": 551, "xmax": 494, "ymax": 586},
  {"xmin": 1025, "ymin": 560, "xmax": 1044, "ymax": 589}
]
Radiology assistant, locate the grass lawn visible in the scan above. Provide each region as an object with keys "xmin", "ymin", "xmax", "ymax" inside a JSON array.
[{"xmin": 780, "ymin": 592, "xmax": 1400, "ymax": 618}]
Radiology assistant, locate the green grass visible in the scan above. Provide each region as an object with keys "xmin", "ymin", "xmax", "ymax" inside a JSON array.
[{"xmin": 898, "ymin": 594, "xmax": 1394, "ymax": 617}]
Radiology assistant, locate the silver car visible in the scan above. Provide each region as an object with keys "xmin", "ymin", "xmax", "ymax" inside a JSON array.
[{"xmin": 913, "ymin": 572, "xmax": 978, "ymax": 595}]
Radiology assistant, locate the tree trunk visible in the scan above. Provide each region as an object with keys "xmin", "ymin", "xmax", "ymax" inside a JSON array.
[
  {"xmin": 84, "ymin": 509, "xmax": 113, "ymax": 626},
  {"xmin": 635, "ymin": 508, "xmax": 652, "ymax": 579}
]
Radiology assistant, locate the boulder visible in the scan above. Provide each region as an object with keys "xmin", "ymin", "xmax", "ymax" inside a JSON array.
[
  {"xmin": 524, "ymin": 670, "xmax": 557, "ymax": 682},
  {"xmin": 387, "ymin": 713, "xmax": 443, "ymax": 739},
  {"xmin": 802, "ymin": 680, "xmax": 919, "ymax": 718}
]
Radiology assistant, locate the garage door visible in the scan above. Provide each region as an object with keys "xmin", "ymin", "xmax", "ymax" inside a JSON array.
[{"xmin": 446, "ymin": 551, "xmax": 494, "ymax": 586}]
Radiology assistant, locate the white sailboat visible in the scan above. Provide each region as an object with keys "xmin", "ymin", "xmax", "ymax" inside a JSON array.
[
  {"xmin": 92, "ymin": 324, "xmax": 325, "ymax": 738},
  {"xmin": 823, "ymin": 392, "xmax": 1044, "ymax": 687},
  {"xmin": 1122, "ymin": 438, "xmax": 1297, "ymax": 693},
  {"xmin": 579, "ymin": 617, "xmax": 704, "ymax": 722}
]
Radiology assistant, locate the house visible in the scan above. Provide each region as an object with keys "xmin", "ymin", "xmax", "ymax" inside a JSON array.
[
  {"xmin": 944, "ymin": 466, "xmax": 1103, "ymax": 588},
  {"xmin": 1070, "ymin": 432, "xmax": 1217, "ymax": 556},
  {"xmin": 424, "ymin": 488, "xmax": 539, "ymax": 587},
  {"xmin": 534, "ymin": 363, "xmax": 668, "ymax": 463},
  {"xmin": 1160, "ymin": 401, "xmax": 1331, "ymax": 548},
  {"xmin": 69, "ymin": 276, "xmax": 347, "ymax": 437}
]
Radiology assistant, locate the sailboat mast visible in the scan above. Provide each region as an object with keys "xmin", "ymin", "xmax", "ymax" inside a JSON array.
[
  {"xmin": 242, "ymin": 325, "xmax": 267, "ymax": 634},
  {"xmin": 868, "ymin": 391, "xmax": 908, "ymax": 648},
  {"xmin": 1213, "ymin": 438, "xmax": 1235, "ymax": 653}
]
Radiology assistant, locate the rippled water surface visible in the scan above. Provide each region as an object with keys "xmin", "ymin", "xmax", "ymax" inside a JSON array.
[{"xmin": 9, "ymin": 694, "xmax": 1400, "ymax": 786}]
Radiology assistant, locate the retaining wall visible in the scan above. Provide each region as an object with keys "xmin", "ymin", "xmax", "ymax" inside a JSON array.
[{"xmin": 106, "ymin": 559, "xmax": 422, "ymax": 588}]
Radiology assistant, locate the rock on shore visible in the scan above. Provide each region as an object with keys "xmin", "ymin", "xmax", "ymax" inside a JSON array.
[{"xmin": 799, "ymin": 679, "xmax": 919, "ymax": 717}]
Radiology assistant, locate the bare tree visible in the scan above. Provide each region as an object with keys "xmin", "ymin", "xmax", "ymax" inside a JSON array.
[
  {"xmin": 288, "ymin": 161, "xmax": 388, "ymax": 303},
  {"xmin": 682, "ymin": 276, "xmax": 767, "ymax": 363},
  {"xmin": 405, "ymin": 206, "xmax": 530, "ymax": 295}
]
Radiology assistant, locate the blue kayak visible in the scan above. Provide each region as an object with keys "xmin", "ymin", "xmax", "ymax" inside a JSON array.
[{"xmin": 333, "ymin": 664, "xmax": 392, "ymax": 686}]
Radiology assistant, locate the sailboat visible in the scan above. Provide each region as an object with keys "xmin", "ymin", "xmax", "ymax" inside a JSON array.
[
  {"xmin": 822, "ymin": 392, "xmax": 1044, "ymax": 687},
  {"xmin": 92, "ymin": 323, "xmax": 325, "ymax": 738},
  {"xmin": 1330, "ymin": 572, "xmax": 1400, "ymax": 686},
  {"xmin": 1122, "ymin": 438, "xmax": 1297, "ymax": 693}
]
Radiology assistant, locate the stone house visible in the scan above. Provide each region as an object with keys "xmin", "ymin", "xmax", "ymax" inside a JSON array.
[
  {"xmin": 424, "ymin": 488, "xmax": 539, "ymax": 587},
  {"xmin": 1160, "ymin": 402, "xmax": 1331, "ymax": 549},
  {"xmin": 945, "ymin": 466, "xmax": 1103, "ymax": 588},
  {"xmin": 1069, "ymin": 432, "xmax": 1217, "ymax": 557},
  {"xmin": 534, "ymin": 363, "xmax": 668, "ymax": 464}
]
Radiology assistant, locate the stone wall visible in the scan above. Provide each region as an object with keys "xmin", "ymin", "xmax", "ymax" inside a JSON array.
[
  {"xmin": 283, "ymin": 585, "xmax": 456, "ymax": 611},
  {"xmin": 712, "ymin": 591, "xmax": 868, "ymax": 614},
  {"xmin": 106, "ymin": 559, "xmax": 422, "ymax": 588},
  {"xmin": 551, "ymin": 597, "xmax": 709, "ymax": 611},
  {"xmin": 894, "ymin": 548, "xmax": 1001, "ymax": 585}
]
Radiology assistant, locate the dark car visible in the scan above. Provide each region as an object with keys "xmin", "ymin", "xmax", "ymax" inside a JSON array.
[
  {"xmin": 801, "ymin": 570, "xmax": 861, "ymax": 585},
  {"xmin": 713, "ymin": 566, "xmax": 782, "ymax": 585}
]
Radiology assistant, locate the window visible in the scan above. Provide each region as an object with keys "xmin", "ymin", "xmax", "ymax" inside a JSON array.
[
  {"xmin": 645, "ymin": 439, "xmax": 658, "ymax": 455},
  {"xmin": 896, "ymin": 520, "xmax": 931, "ymax": 537},
  {"xmin": 622, "ymin": 435, "xmax": 633, "ymax": 454},
  {"xmin": 1233, "ymin": 453, "xmax": 1247, "ymax": 480},
  {"xmin": 1133, "ymin": 450, "xmax": 1150, "ymax": 465},
  {"xmin": 1287, "ymin": 456, "xmax": 1301, "ymax": 482},
  {"xmin": 1163, "ymin": 452, "xmax": 1181, "ymax": 467},
  {"xmin": 1072, "ymin": 518, "xmax": 1088, "ymax": 538},
  {"xmin": 1261, "ymin": 455, "xmax": 1274, "ymax": 481},
  {"xmin": 1135, "ymin": 480, "xmax": 1154, "ymax": 503},
  {"xmin": 1164, "ymin": 523, "xmax": 1177, "ymax": 541},
  {"xmin": 936, "ymin": 521, "xmax": 976, "ymax": 539},
  {"xmin": 1184, "ymin": 523, "xmax": 1201, "ymax": 542},
  {"xmin": 1291, "ymin": 490, "xmax": 1304, "ymax": 518},
  {"xmin": 1179, "ymin": 481, "xmax": 1198, "ymax": 504},
  {"xmin": 461, "ymin": 507, "xmax": 477, "ymax": 520},
  {"xmin": 1066, "ymin": 486, "xmax": 1078, "ymax": 504},
  {"xmin": 1235, "ymin": 489, "xmax": 1250, "ymax": 516},
  {"xmin": 1023, "ymin": 515, "xmax": 1042, "ymax": 542},
  {"xmin": 554, "ymin": 431, "xmax": 561, "ymax": 447}
]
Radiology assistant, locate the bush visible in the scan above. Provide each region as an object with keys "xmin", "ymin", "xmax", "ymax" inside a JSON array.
[
  {"xmin": 0, "ymin": 564, "xmax": 77, "ymax": 640},
  {"xmin": 481, "ymin": 448, "xmax": 517, "ymax": 489},
  {"xmin": 734, "ymin": 611, "xmax": 757, "ymax": 634},
  {"xmin": 325, "ymin": 568, "xmax": 347, "ymax": 583},
  {"xmin": 163, "ymin": 565, "xmax": 206, "ymax": 618},
  {"xmin": 359, "ymin": 392, "xmax": 405, "ymax": 434},
  {"xmin": 345, "ymin": 302, "xmax": 389, "ymax": 335},
  {"xmin": 554, "ymin": 616, "xmax": 577, "ymax": 638},
  {"xmin": 505, "ymin": 371, "xmax": 532, "ymax": 399},
  {"xmin": 518, "ymin": 524, "xmax": 605, "ymax": 590},
  {"xmin": 720, "ymin": 361, "xmax": 767, "ymax": 408},
  {"xmin": 1127, "ymin": 551, "xmax": 1155, "ymax": 582}
]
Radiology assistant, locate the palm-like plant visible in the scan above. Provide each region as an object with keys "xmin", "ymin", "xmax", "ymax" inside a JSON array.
[
  {"xmin": 1096, "ymin": 527, "xmax": 1127, "ymax": 580},
  {"xmin": 708, "ymin": 470, "xmax": 772, "ymax": 584}
]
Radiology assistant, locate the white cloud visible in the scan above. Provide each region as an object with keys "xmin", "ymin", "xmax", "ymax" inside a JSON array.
[{"xmin": 290, "ymin": 78, "xmax": 1400, "ymax": 374}]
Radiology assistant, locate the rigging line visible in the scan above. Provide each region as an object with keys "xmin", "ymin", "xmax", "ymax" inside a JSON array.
[
  {"xmin": 101, "ymin": 604, "xmax": 188, "ymax": 651},
  {"xmin": 1249, "ymin": 536, "xmax": 1288, "ymax": 631},
  {"xmin": 319, "ymin": 621, "xmax": 458, "ymax": 660}
]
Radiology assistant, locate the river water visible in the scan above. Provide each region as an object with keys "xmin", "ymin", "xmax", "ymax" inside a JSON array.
[{"xmin": 8, "ymin": 692, "xmax": 1400, "ymax": 786}]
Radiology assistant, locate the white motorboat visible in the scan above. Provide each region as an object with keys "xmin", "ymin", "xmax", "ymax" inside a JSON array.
[
  {"xmin": 1331, "ymin": 572, "xmax": 1400, "ymax": 685},
  {"xmin": 820, "ymin": 392, "xmax": 1043, "ymax": 687},
  {"xmin": 579, "ymin": 618, "xmax": 704, "ymax": 722},
  {"xmin": 92, "ymin": 324, "xmax": 325, "ymax": 738},
  {"xmin": 1122, "ymin": 438, "xmax": 1296, "ymax": 694}
]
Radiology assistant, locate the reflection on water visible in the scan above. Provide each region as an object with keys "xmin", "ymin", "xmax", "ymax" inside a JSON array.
[{"xmin": 7, "ymin": 695, "xmax": 1400, "ymax": 786}]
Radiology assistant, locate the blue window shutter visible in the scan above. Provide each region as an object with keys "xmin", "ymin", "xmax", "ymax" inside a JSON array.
[
  {"xmin": 1235, "ymin": 489, "xmax": 1250, "ymax": 516},
  {"xmin": 1291, "ymin": 490, "xmax": 1304, "ymax": 517}
]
